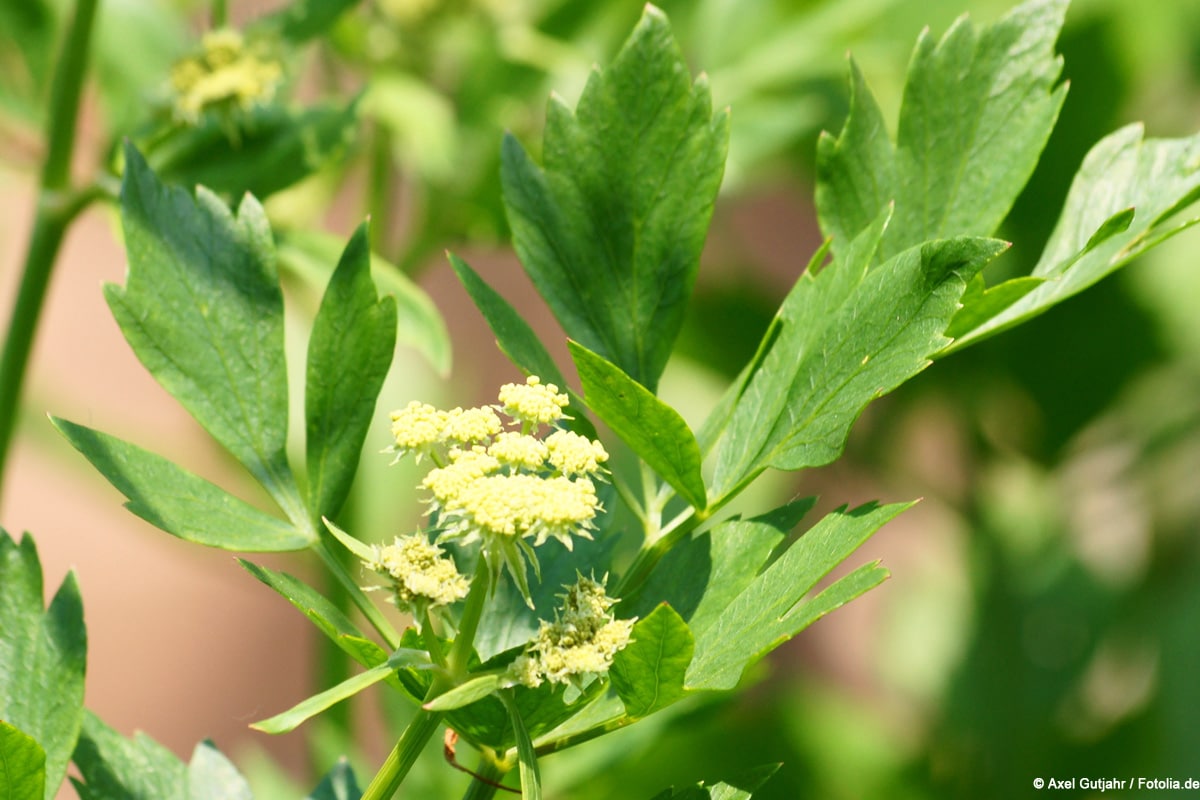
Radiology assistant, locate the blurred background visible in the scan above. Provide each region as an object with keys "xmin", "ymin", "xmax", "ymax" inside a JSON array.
[{"xmin": 2, "ymin": 0, "xmax": 1199, "ymax": 797}]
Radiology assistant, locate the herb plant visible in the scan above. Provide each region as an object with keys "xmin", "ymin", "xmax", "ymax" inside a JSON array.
[{"xmin": 3, "ymin": 0, "xmax": 1200, "ymax": 798}]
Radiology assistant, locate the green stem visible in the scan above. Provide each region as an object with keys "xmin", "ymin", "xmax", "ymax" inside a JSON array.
[
  {"xmin": 459, "ymin": 752, "xmax": 512, "ymax": 800},
  {"xmin": 448, "ymin": 559, "xmax": 490, "ymax": 678},
  {"xmin": 211, "ymin": 0, "xmax": 227, "ymax": 27},
  {"xmin": 421, "ymin": 607, "xmax": 448, "ymax": 669},
  {"xmin": 0, "ymin": 0, "xmax": 100, "ymax": 505},
  {"xmin": 360, "ymin": 707, "xmax": 444, "ymax": 800},
  {"xmin": 315, "ymin": 538, "xmax": 401, "ymax": 649},
  {"xmin": 615, "ymin": 509, "xmax": 707, "ymax": 598}
]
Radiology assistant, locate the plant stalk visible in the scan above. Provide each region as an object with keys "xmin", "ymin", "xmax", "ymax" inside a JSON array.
[
  {"xmin": 459, "ymin": 752, "xmax": 512, "ymax": 800},
  {"xmin": 360, "ymin": 706, "xmax": 445, "ymax": 800},
  {"xmin": 0, "ymin": 0, "xmax": 101, "ymax": 505}
]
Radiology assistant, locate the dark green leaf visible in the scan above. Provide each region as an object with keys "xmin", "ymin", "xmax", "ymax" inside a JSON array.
[
  {"xmin": 0, "ymin": 721, "xmax": 45, "ymax": 800},
  {"xmin": 610, "ymin": 604, "xmax": 693, "ymax": 719},
  {"xmin": 305, "ymin": 223, "xmax": 397, "ymax": 521},
  {"xmin": 71, "ymin": 712, "xmax": 187, "ymax": 800},
  {"xmin": 306, "ymin": 759, "xmax": 362, "ymax": 800},
  {"xmin": 448, "ymin": 254, "xmax": 594, "ymax": 438},
  {"xmin": 816, "ymin": 0, "xmax": 1067, "ymax": 260},
  {"xmin": 570, "ymin": 341, "xmax": 706, "ymax": 509},
  {"xmin": 501, "ymin": 5, "xmax": 729, "ymax": 391},
  {"xmin": 621, "ymin": 498, "xmax": 816, "ymax": 636},
  {"xmin": 685, "ymin": 502, "xmax": 904, "ymax": 690},
  {"xmin": 277, "ymin": 229, "xmax": 450, "ymax": 376},
  {"xmin": 713, "ymin": 217, "xmax": 1006, "ymax": 499},
  {"xmin": 250, "ymin": 0, "xmax": 359, "ymax": 44},
  {"xmin": 53, "ymin": 418, "xmax": 312, "ymax": 552},
  {"xmin": 146, "ymin": 102, "xmax": 358, "ymax": 200},
  {"xmin": 0, "ymin": 530, "xmax": 86, "ymax": 800},
  {"xmin": 114, "ymin": 143, "xmax": 301, "ymax": 517},
  {"xmin": 947, "ymin": 125, "xmax": 1200, "ymax": 350}
]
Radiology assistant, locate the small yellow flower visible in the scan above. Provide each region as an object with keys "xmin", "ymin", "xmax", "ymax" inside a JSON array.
[
  {"xmin": 440, "ymin": 406, "xmax": 503, "ymax": 445},
  {"xmin": 487, "ymin": 431, "xmax": 549, "ymax": 470},
  {"xmin": 545, "ymin": 429, "xmax": 609, "ymax": 477},
  {"xmin": 366, "ymin": 534, "xmax": 470, "ymax": 609},
  {"xmin": 170, "ymin": 28, "xmax": 284, "ymax": 122},
  {"xmin": 390, "ymin": 401, "xmax": 450, "ymax": 461},
  {"xmin": 498, "ymin": 376, "xmax": 569, "ymax": 426},
  {"xmin": 422, "ymin": 447, "xmax": 500, "ymax": 508}
]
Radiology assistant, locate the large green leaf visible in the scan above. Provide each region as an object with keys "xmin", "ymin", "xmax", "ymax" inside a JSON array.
[
  {"xmin": 52, "ymin": 418, "xmax": 312, "ymax": 552},
  {"xmin": 501, "ymin": 5, "xmax": 729, "ymax": 391},
  {"xmin": 649, "ymin": 764, "xmax": 780, "ymax": 800},
  {"xmin": 113, "ymin": 143, "xmax": 301, "ymax": 517},
  {"xmin": 685, "ymin": 502, "xmax": 905, "ymax": 691},
  {"xmin": 609, "ymin": 604, "xmax": 693, "ymax": 719},
  {"xmin": 0, "ymin": 530, "xmax": 85, "ymax": 800},
  {"xmin": 305, "ymin": 223, "xmax": 397, "ymax": 521},
  {"xmin": 570, "ymin": 341, "xmax": 706, "ymax": 510},
  {"xmin": 0, "ymin": 719, "xmax": 46, "ymax": 800},
  {"xmin": 71, "ymin": 713, "xmax": 252, "ymax": 800},
  {"xmin": 712, "ymin": 216, "xmax": 1006, "ymax": 500},
  {"xmin": 947, "ymin": 124, "xmax": 1200, "ymax": 351},
  {"xmin": 816, "ymin": 0, "xmax": 1067, "ymax": 260},
  {"xmin": 145, "ymin": 102, "xmax": 359, "ymax": 202}
]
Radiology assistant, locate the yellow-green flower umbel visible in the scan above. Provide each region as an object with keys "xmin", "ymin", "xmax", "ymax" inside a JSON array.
[
  {"xmin": 169, "ymin": 28, "xmax": 284, "ymax": 123},
  {"xmin": 506, "ymin": 574, "xmax": 635, "ymax": 692},
  {"xmin": 386, "ymin": 377, "xmax": 609, "ymax": 605},
  {"xmin": 366, "ymin": 533, "xmax": 470, "ymax": 614}
]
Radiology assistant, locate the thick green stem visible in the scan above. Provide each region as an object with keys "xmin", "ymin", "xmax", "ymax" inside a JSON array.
[
  {"xmin": 0, "ymin": 0, "xmax": 100, "ymax": 503},
  {"xmin": 211, "ymin": 0, "xmax": 227, "ymax": 27},
  {"xmin": 360, "ymin": 707, "xmax": 444, "ymax": 800}
]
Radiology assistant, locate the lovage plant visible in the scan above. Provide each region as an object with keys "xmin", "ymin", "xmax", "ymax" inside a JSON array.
[{"xmin": 4, "ymin": 0, "xmax": 1200, "ymax": 798}]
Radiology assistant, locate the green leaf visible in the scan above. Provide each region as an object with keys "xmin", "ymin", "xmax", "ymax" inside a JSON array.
[
  {"xmin": 947, "ymin": 125, "xmax": 1200, "ymax": 350},
  {"xmin": 305, "ymin": 223, "xmax": 397, "ymax": 521},
  {"xmin": 500, "ymin": 691, "xmax": 541, "ymax": 800},
  {"xmin": 622, "ymin": 498, "xmax": 816, "ymax": 637},
  {"xmin": 250, "ymin": 0, "xmax": 359, "ymax": 44},
  {"xmin": 322, "ymin": 518, "xmax": 377, "ymax": 563},
  {"xmin": 186, "ymin": 742, "xmax": 253, "ymax": 800},
  {"xmin": 71, "ymin": 712, "xmax": 187, "ymax": 800},
  {"xmin": 816, "ymin": 0, "xmax": 1067, "ymax": 260},
  {"xmin": 71, "ymin": 712, "xmax": 253, "ymax": 800},
  {"xmin": 237, "ymin": 559, "xmax": 388, "ymax": 667},
  {"xmin": 570, "ymin": 341, "xmax": 706, "ymax": 509},
  {"xmin": 0, "ymin": 721, "xmax": 45, "ymax": 800},
  {"xmin": 114, "ymin": 143, "xmax": 301, "ymax": 517},
  {"xmin": 448, "ymin": 254, "xmax": 595, "ymax": 439},
  {"xmin": 147, "ymin": 101, "xmax": 357, "ymax": 201},
  {"xmin": 712, "ymin": 218, "xmax": 1006, "ymax": 499},
  {"xmin": 252, "ymin": 662, "xmax": 397, "ymax": 734},
  {"xmin": 423, "ymin": 675, "xmax": 504, "ymax": 711},
  {"xmin": 685, "ymin": 502, "xmax": 904, "ymax": 690},
  {"xmin": 277, "ymin": 228, "xmax": 450, "ymax": 376},
  {"xmin": 0, "ymin": 530, "xmax": 86, "ymax": 800},
  {"xmin": 52, "ymin": 418, "xmax": 312, "ymax": 552},
  {"xmin": 944, "ymin": 274, "xmax": 1043, "ymax": 340},
  {"xmin": 501, "ymin": 5, "xmax": 729, "ymax": 391},
  {"xmin": 306, "ymin": 759, "xmax": 362, "ymax": 800},
  {"xmin": 610, "ymin": 604, "xmax": 693, "ymax": 719},
  {"xmin": 649, "ymin": 764, "xmax": 780, "ymax": 800}
]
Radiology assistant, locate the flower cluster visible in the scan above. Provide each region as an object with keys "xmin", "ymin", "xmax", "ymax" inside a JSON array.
[
  {"xmin": 387, "ymin": 377, "xmax": 608, "ymax": 602},
  {"xmin": 365, "ymin": 534, "xmax": 470, "ymax": 613},
  {"xmin": 507, "ymin": 575, "xmax": 636, "ymax": 691},
  {"xmin": 169, "ymin": 29, "xmax": 284, "ymax": 122}
]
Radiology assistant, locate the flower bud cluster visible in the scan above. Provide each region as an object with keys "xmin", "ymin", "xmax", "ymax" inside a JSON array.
[
  {"xmin": 365, "ymin": 534, "xmax": 470, "ymax": 613},
  {"xmin": 170, "ymin": 29, "xmax": 284, "ymax": 123},
  {"xmin": 507, "ymin": 575, "xmax": 635, "ymax": 690}
]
